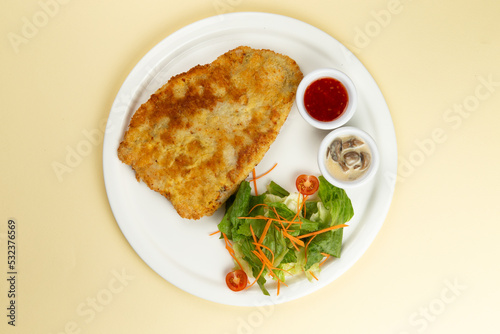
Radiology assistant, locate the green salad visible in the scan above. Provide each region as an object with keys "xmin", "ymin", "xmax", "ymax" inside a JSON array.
[{"xmin": 217, "ymin": 175, "xmax": 354, "ymax": 295}]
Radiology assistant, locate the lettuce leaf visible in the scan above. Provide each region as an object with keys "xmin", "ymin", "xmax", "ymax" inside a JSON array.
[
  {"xmin": 318, "ymin": 176, "xmax": 354, "ymax": 227},
  {"xmin": 217, "ymin": 181, "xmax": 251, "ymax": 240},
  {"xmin": 217, "ymin": 177, "xmax": 354, "ymax": 294},
  {"xmin": 267, "ymin": 181, "xmax": 290, "ymax": 197},
  {"xmin": 304, "ymin": 176, "xmax": 354, "ymax": 269}
]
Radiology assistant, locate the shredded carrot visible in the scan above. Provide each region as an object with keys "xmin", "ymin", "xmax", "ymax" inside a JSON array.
[
  {"xmin": 286, "ymin": 195, "xmax": 308, "ymax": 230},
  {"xmin": 273, "ymin": 225, "xmax": 299, "ymax": 251},
  {"xmin": 249, "ymin": 225, "xmax": 258, "ymax": 244},
  {"xmin": 300, "ymin": 195, "xmax": 308, "ymax": 226},
  {"xmin": 222, "ymin": 233, "xmax": 244, "ymax": 271},
  {"xmin": 273, "ymin": 267, "xmax": 292, "ymax": 278},
  {"xmin": 241, "ymin": 217, "xmax": 293, "ymax": 230},
  {"xmin": 296, "ymin": 193, "xmax": 301, "ymax": 215},
  {"xmin": 209, "ymin": 230, "xmax": 221, "ymax": 236},
  {"xmin": 248, "ymin": 223, "xmax": 289, "ymax": 293},
  {"xmin": 297, "ymin": 224, "xmax": 348, "ymax": 239},
  {"xmin": 248, "ymin": 163, "xmax": 278, "ymax": 182},
  {"xmin": 246, "ymin": 245, "xmax": 280, "ymax": 289},
  {"xmin": 267, "ymin": 269, "xmax": 279, "ymax": 281},
  {"xmin": 252, "ymin": 252, "xmax": 288, "ymax": 286},
  {"xmin": 286, "ymin": 236, "xmax": 300, "ymax": 251},
  {"xmin": 279, "ymin": 278, "xmax": 289, "ymax": 286},
  {"xmin": 240, "ymin": 215, "xmax": 268, "ymax": 221},
  {"xmin": 258, "ymin": 219, "xmax": 273, "ymax": 244},
  {"xmin": 253, "ymin": 242, "xmax": 275, "ymax": 265},
  {"xmin": 304, "ymin": 234, "xmax": 317, "ymax": 263},
  {"xmin": 250, "ymin": 226, "xmax": 278, "ymax": 275},
  {"xmin": 302, "ymin": 194, "xmax": 307, "ymax": 218},
  {"xmin": 240, "ymin": 215, "xmax": 291, "ymax": 225},
  {"xmin": 247, "ymin": 203, "xmax": 270, "ymax": 214},
  {"xmin": 319, "ymin": 254, "xmax": 331, "ymax": 266},
  {"xmin": 218, "ymin": 176, "xmax": 349, "ymax": 296},
  {"xmin": 253, "ymin": 244, "xmax": 270, "ymax": 261},
  {"xmin": 252, "ymin": 250, "xmax": 273, "ymax": 267},
  {"xmin": 275, "ymin": 220, "xmax": 286, "ymax": 232},
  {"xmin": 246, "ymin": 229, "xmax": 272, "ymax": 287},
  {"xmin": 282, "ymin": 229, "xmax": 305, "ymax": 248},
  {"xmin": 245, "ymin": 261, "xmax": 267, "ymax": 289},
  {"xmin": 252, "ymin": 169, "xmax": 258, "ymax": 195},
  {"xmin": 271, "ymin": 206, "xmax": 286, "ymax": 223}
]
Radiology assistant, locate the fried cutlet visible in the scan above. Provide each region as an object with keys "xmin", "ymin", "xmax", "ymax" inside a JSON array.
[{"xmin": 117, "ymin": 46, "xmax": 303, "ymax": 219}]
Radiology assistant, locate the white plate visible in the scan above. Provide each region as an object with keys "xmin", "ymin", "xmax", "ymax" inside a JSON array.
[{"xmin": 103, "ymin": 12, "xmax": 397, "ymax": 306}]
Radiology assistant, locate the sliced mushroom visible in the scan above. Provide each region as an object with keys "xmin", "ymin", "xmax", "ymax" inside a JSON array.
[
  {"xmin": 329, "ymin": 139, "xmax": 343, "ymax": 162},
  {"xmin": 343, "ymin": 151, "xmax": 361, "ymax": 167},
  {"xmin": 325, "ymin": 135, "xmax": 371, "ymax": 179},
  {"xmin": 360, "ymin": 152, "xmax": 371, "ymax": 171},
  {"xmin": 338, "ymin": 161, "xmax": 349, "ymax": 172},
  {"xmin": 342, "ymin": 137, "xmax": 364, "ymax": 149},
  {"xmin": 352, "ymin": 138, "xmax": 364, "ymax": 147}
]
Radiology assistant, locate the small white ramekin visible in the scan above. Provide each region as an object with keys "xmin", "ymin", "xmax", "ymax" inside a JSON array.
[
  {"xmin": 295, "ymin": 68, "xmax": 357, "ymax": 130},
  {"xmin": 318, "ymin": 126, "xmax": 379, "ymax": 188}
]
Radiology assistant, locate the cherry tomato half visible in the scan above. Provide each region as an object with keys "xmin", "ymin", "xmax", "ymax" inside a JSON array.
[
  {"xmin": 226, "ymin": 270, "xmax": 248, "ymax": 292},
  {"xmin": 296, "ymin": 174, "xmax": 320, "ymax": 195}
]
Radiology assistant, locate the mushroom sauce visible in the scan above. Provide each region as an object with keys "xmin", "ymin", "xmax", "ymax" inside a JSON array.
[{"xmin": 325, "ymin": 135, "xmax": 371, "ymax": 181}]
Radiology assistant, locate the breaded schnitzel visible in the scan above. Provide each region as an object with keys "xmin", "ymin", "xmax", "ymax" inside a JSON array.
[{"xmin": 118, "ymin": 46, "xmax": 303, "ymax": 219}]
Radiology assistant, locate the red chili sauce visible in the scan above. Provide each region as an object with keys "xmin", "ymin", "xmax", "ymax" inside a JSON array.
[{"xmin": 303, "ymin": 78, "xmax": 349, "ymax": 122}]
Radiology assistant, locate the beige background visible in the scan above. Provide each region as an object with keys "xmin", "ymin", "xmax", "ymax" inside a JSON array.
[{"xmin": 1, "ymin": 0, "xmax": 499, "ymax": 333}]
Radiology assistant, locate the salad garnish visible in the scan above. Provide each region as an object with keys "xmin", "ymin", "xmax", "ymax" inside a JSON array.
[
  {"xmin": 214, "ymin": 173, "xmax": 354, "ymax": 296},
  {"xmin": 226, "ymin": 270, "xmax": 248, "ymax": 291},
  {"xmin": 249, "ymin": 163, "xmax": 278, "ymax": 196},
  {"xmin": 296, "ymin": 174, "xmax": 320, "ymax": 196}
]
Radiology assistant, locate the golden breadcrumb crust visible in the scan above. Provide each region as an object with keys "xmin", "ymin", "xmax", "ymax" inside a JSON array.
[{"xmin": 118, "ymin": 46, "xmax": 303, "ymax": 219}]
